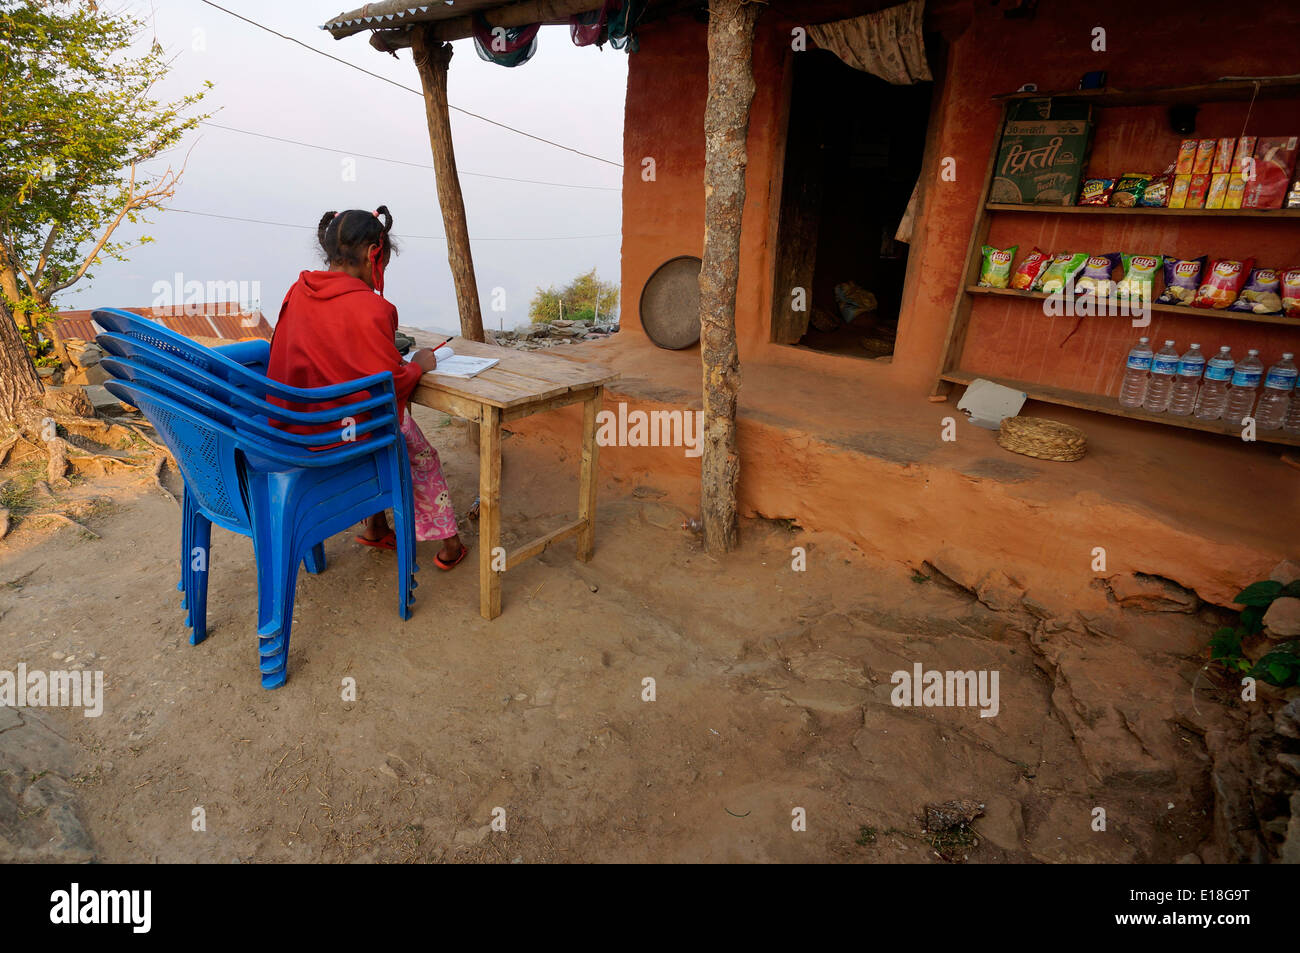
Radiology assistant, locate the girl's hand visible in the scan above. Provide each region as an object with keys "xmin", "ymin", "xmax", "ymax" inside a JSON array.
[{"xmin": 411, "ymin": 347, "xmax": 438, "ymax": 372}]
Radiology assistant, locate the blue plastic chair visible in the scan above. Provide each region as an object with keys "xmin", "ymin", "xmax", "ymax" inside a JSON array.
[
  {"xmin": 92, "ymin": 308, "xmax": 415, "ymax": 647},
  {"xmin": 95, "ymin": 320, "xmax": 418, "ymax": 689}
]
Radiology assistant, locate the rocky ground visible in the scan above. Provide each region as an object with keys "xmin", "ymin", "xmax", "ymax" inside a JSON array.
[
  {"xmin": 2, "ymin": 393, "xmax": 1297, "ymax": 863},
  {"xmin": 484, "ymin": 318, "xmax": 619, "ymax": 351}
]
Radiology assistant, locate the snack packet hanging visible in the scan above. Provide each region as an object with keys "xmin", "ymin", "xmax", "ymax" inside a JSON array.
[
  {"xmin": 1035, "ymin": 252, "xmax": 1089, "ymax": 294},
  {"xmin": 1227, "ymin": 267, "xmax": 1283, "ymax": 314},
  {"xmin": 1192, "ymin": 257, "xmax": 1255, "ymax": 309},
  {"xmin": 1109, "ymin": 173, "xmax": 1150, "ymax": 208},
  {"xmin": 1155, "ymin": 255, "xmax": 1207, "ymax": 306},
  {"xmin": 978, "ymin": 244, "xmax": 1019, "ymax": 288},
  {"xmin": 1074, "ymin": 252, "xmax": 1121, "ymax": 296},
  {"xmin": 1282, "ymin": 268, "xmax": 1300, "ymax": 318},
  {"xmin": 1010, "ymin": 247, "xmax": 1050, "ymax": 290},
  {"xmin": 1077, "ymin": 177, "xmax": 1115, "ymax": 206},
  {"xmin": 1116, "ymin": 253, "xmax": 1161, "ymax": 302}
]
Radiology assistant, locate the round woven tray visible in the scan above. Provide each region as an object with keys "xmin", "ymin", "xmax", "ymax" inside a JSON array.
[{"xmin": 997, "ymin": 416, "xmax": 1087, "ymax": 462}]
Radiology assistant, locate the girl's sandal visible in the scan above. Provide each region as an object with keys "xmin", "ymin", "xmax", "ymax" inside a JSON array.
[
  {"xmin": 434, "ymin": 544, "xmax": 469, "ymax": 571},
  {"xmin": 356, "ymin": 530, "xmax": 397, "ymax": 551}
]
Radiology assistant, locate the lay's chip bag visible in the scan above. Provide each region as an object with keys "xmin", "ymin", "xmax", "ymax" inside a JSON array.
[{"xmin": 978, "ymin": 245, "xmax": 1019, "ymax": 289}]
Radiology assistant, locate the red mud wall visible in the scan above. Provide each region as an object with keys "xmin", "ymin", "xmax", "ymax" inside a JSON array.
[{"xmin": 620, "ymin": 1, "xmax": 1300, "ymax": 396}]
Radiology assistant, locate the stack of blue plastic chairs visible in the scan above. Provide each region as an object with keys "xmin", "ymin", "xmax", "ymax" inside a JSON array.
[{"xmin": 93, "ymin": 308, "xmax": 418, "ymax": 689}]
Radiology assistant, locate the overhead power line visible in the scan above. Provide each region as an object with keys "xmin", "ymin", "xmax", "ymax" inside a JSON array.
[
  {"xmin": 168, "ymin": 205, "xmax": 619, "ymax": 241},
  {"xmin": 198, "ymin": 120, "xmax": 622, "ymax": 192},
  {"xmin": 196, "ymin": 0, "xmax": 623, "ymax": 168}
]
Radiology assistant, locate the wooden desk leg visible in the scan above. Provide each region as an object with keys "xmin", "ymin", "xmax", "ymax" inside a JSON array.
[
  {"xmin": 577, "ymin": 387, "xmax": 602, "ymax": 562},
  {"xmin": 479, "ymin": 405, "xmax": 503, "ymax": 620}
]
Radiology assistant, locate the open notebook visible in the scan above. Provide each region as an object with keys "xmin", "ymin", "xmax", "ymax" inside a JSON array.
[{"xmin": 403, "ymin": 346, "xmax": 499, "ymax": 379}]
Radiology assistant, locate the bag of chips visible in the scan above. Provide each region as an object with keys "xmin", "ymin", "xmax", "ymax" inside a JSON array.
[
  {"xmin": 1155, "ymin": 255, "xmax": 1207, "ymax": 306},
  {"xmin": 1227, "ymin": 267, "xmax": 1284, "ymax": 315},
  {"xmin": 1077, "ymin": 177, "xmax": 1116, "ymax": 206},
  {"xmin": 1010, "ymin": 247, "xmax": 1050, "ymax": 290},
  {"xmin": 1139, "ymin": 166, "xmax": 1175, "ymax": 208},
  {"xmin": 1035, "ymin": 252, "xmax": 1089, "ymax": 294},
  {"xmin": 978, "ymin": 244, "xmax": 1019, "ymax": 288},
  {"xmin": 1279, "ymin": 267, "xmax": 1300, "ymax": 318},
  {"xmin": 1074, "ymin": 252, "xmax": 1121, "ymax": 296},
  {"xmin": 1109, "ymin": 173, "xmax": 1150, "ymax": 208},
  {"xmin": 1116, "ymin": 253, "xmax": 1161, "ymax": 302},
  {"xmin": 1192, "ymin": 257, "xmax": 1255, "ymax": 310}
]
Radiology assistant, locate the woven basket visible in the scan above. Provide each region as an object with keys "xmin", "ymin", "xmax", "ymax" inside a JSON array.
[{"xmin": 997, "ymin": 416, "xmax": 1087, "ymax": 462}]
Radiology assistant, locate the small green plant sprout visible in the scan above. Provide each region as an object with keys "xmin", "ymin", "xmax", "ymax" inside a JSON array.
[{"xmin": 1209, "ymin": 579, "xmax": 1300, "ymax": 687}]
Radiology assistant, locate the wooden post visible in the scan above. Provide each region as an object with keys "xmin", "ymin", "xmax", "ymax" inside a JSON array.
[
  {"xmin": 699, "ymin": 0, "xmax": 759, "ymax": 555},
  {"xmin": 478, "ymin": 405, "xmax": 503, "ymax": 619},
  {"xmin": 411, "ymin": 28, "xmax": 485, "ymax": 345}
]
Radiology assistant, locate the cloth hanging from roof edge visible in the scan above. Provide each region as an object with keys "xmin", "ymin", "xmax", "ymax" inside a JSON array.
[
  {"xmin": 571, "ymin": 0, "xmax": 620, "ymax": 47},
  {"xmin": 808, "ymin": 0, "xmax": 932, "ymax": 85},
  {"xmin": 570, "ymin": 0, "xmax": 647, "ymax": 52},
  {"xmin": 472, "ymin": 12, "xmax": 541, "ymax": 67}
]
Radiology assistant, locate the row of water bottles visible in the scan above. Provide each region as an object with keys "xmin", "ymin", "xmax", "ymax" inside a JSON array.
[{"xmin": 1120, "ymin": 338, "xmax": 1300, "ymax": 433}]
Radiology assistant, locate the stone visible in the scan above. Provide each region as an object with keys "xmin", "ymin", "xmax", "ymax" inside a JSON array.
[
  {"xmin": 1105, "ymin": 573, "xmax": 1199, "ymax": 613},
  {"xmin": 1262, "ymin": 597, "xmax": 1300, "ymax": 639},
  {"xmin": 81, "ymin": 384, "xmax": 125, "ymax": 415},
  {"xmin": 1269, "ymin": 560, "xmax": 1300, "ymax": 586},
  {"xmin": 1276, "ymin": 699, "xmax": 1300, "ymax": 740},
  {"xmin": 976, "ymin": 794, "xmax": 1026, "ymax": 851},
  {"xmin": 1283, "ymin": 793, "xmax": 1300, "ymax": 864},
  {"xmin": 41, "ymin": 386, "xmax": 95, "ymax": 418},
  {"xmin": 78, "ymin": 344, "xmax": 104, "ymax": 367},
  {"xmin": 976, "ymin": 570, "xmax": 1025, "ymax": 613},
  {"xmin": 1075, "ymin": 609, "xmax": 1207, "ymax": 656},
  {"xmin": 0, "ymin": 508, "xmax": 9, "ymax": 541},
  {"xmin": 1278, "ymin": 753, "xmax": 1300, "ymax": 776},
  {"xmin": 1176, "ymin": 852, "xmax": 1203, "ymax": 864},
  {"xmin": 1020, "ymin": 595, "xmax": 1053, "ymax": 620}
]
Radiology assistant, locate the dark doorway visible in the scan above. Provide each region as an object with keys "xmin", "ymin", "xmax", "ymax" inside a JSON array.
[{"xmin": 771, "ymin": 48, "xmax": 934, "ymax": 360}]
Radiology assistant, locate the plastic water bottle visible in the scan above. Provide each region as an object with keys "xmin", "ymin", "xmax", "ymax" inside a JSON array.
[
  {"xmin": 1284, "ymin": 388, "xmax": 1300, "ymax": 435},
  {"xmin": 1167, "ymin": 343, "xmax": 1204, "ymax": 416},
  {"xmin": 1194, "ymin": 347, "xmax": 1235, "ymax": 420},
  {"xmin": 1142, "ymin": 340, "xmax": 1180, "ymax": 413},
  {"xmin": 1119, "ymin": 337, "xmax": 1152, "ymax": 408},
  {"xmin": 1223, "ymin": 349, "xmax": 1264, "ymax": 428},
  {"xmin": 1255, "ymin": 353, "xmax": 1297, "ymax": 431}
]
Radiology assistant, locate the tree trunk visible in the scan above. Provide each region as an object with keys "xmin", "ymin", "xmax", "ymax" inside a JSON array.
[
  {"xmin": 411, "ymin": 29, "xmax": 486, "ymax": 345},
  {"xmin": 0, "ymin": 297, "xmax": 42, "ymax": 424},
  {"xmin": 699, "ymin": 0, "xmax": 759, "ymax": 556}
]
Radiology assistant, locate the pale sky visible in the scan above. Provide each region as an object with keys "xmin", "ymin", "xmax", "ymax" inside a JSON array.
[{"xmin": 58, "ymin": 0, "xmax": 629, "ymax": 334}]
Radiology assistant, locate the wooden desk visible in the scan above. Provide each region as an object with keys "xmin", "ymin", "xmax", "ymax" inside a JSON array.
[{"xmin": 410, "ymin": 338, "xmax": 619, "ymax": 619}]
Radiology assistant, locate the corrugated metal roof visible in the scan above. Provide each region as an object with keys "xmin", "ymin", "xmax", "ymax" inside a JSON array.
[{"xmin": 52, "ymin": 305, "xmax": 273, "ymax": 343}]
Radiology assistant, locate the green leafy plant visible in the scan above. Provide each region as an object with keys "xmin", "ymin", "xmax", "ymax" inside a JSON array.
[{"xmin": 1209, "ymin": 579, "xmax": 1300, "ymax": 687}]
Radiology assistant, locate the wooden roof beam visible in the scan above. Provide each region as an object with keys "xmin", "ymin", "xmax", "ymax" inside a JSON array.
[{"xmin": 322, "ymin": 0, "xmax": 605, "ymax": 42}]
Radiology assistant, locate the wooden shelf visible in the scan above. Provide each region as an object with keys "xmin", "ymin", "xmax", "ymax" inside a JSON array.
[
  {"xmin": 965, "ymin": 285, "xmax": 1300, "ymax": 327},
  {"xmin": 992, "ymin": 78, "xmax": 1300, "ymax": 108},
  {"xmin": 939, "ymin": 368, "xmax": 1300, "ymax": 448},
  {"xmin": 986, "ymin": 203, "xmax": 1300, "ymax": 218}
]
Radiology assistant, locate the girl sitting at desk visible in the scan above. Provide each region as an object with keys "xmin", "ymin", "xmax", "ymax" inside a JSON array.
[{"xmin": 267, "ymin": 205, "xmax": 468, "ymax": 570}]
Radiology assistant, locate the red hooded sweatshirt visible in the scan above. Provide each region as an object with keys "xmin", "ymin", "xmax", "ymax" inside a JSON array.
[{"xmin": 267, "ymin": 270, "xmax": 424, "ymax": 434}]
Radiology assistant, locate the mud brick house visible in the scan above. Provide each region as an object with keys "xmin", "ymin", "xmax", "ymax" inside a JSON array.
[{"xmin": 323, "ymin": 0, "xmax": 1300, "ymax": 613}]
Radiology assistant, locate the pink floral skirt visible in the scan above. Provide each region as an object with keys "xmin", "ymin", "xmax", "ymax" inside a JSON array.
[{"xmin": 400, "ymin": 414, "xmax": 459, "ymax": 541}]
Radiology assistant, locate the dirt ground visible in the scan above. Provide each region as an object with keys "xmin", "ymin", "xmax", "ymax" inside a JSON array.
[{"xmin": 0, "ymin": 403, "xmax": 1243, "ymax": 863}]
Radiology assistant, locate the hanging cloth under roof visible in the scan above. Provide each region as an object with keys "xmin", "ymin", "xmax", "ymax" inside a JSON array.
[
  {"xmin": 472, "ymin": 12, "xmax": 541, "ymax": 67},
  {"xmin": 571, "ymin": 0, "xmax": 619, "ymax": 47},
  {"xmin": 808, "ymin": 0, "xmax": 932, "ymax": 85},
  {"xmin": 570, "ymin": 0, "xmax": 647, "ymax": 52}
]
